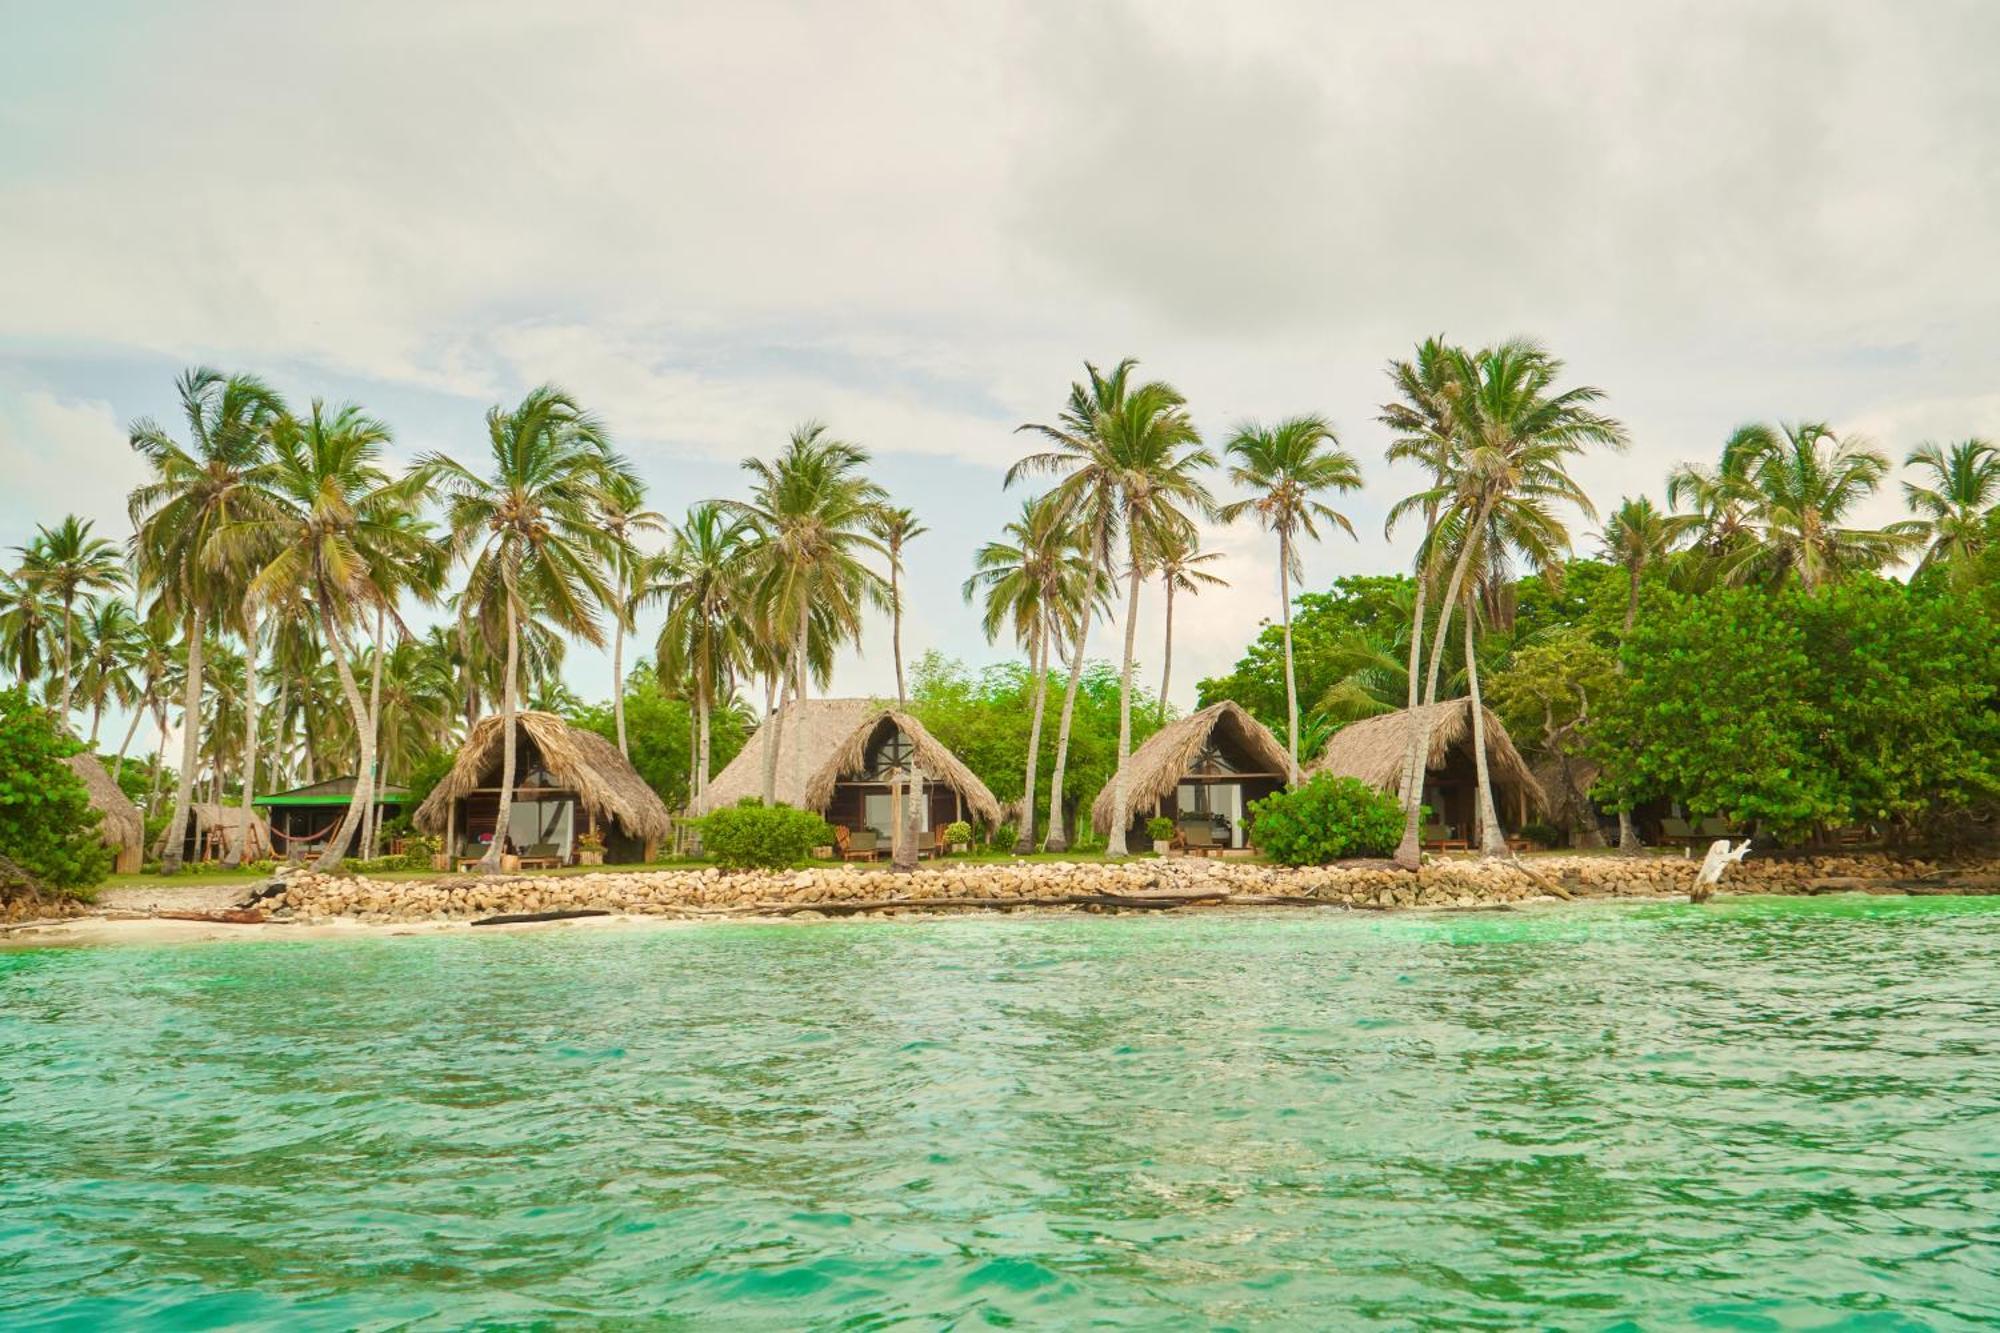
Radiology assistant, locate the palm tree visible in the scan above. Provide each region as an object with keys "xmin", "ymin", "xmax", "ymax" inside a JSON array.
[
  {"xmin": 1700, "ymin": 422, "xmax": 1917, "ymax": 591},
  {"xmin": 656, "ymin": 502, "xmax": 752, "ymax": 810},
  {"xmin": 1595, "ymin": 496, "xmax": 1696, "ymax": 850},
  {"xmin": 1385, "ymin": 340, "xmax": 1625, "ymax": 867},
  {"xmin": 1144, "ymin": 524, "xmax": 1228, "ymax": 727},
  {"xmin": 1219, "ymin": 414, "xmax": 1360, "ymax": 780},
  {"xmin": 15, "ymin": 516, "xmax": 126, "ymax": 722},
  {"xmin": 725, "ymin": 423, "xmax": 887, "ymax": 803},
  {"xmin": 963, "ymin": 494, "xmax": 1096, "ymax": 852},
  {"xmin": 868, "ymin": 506, "xmax": 928, "ymax": 706},
  {"xmin": 595, "ymin": 474, "xmax": 666, "ymax": 757},
  {"xmin": 129, "ymin": 368, "xmax": 287, "ymax": 872},
  {"xmin": 110, "ymin": 606, "xmax": 177, "ymax": 788},
  {"xmin": 240, "ymin": 400, "xmax": 432, "ymax": 870},
  {"xmin": 1902, "ymin": 439, "xmax": 1999, "ymax": 581},
  {"xmin": 73, "ymin": 597, "xmax": 144, "ymax": 746},
  {"xmin": 1014, "ymin": 359, "xmax": 1213, "ymax": 854},
  {"xmin": 423, "ymin": 386, "xmax": 623, "ymax": 873},
  {"xmin": 0, "ymin": 566, "xmax": 55, "ymax": 692}
]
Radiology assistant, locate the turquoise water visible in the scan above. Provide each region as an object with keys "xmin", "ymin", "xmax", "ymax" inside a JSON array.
[{"xmin": 3, "ymin": 898, "xmax": 1998, "ymax": 1329}]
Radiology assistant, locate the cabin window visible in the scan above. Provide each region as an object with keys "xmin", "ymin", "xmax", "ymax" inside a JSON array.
[
  {"xmin": 864, "ymin": 730, "xmax": 918, "ymax": 780},
  {"xmin": 1187, "ymin": 741, "xmax": 1239, "ymax": 776},
  {"xmin": 862, "ymin": 790, "xmax": 929, "ymax": 840}
]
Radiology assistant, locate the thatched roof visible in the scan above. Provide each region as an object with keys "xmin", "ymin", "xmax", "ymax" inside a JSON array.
[
  {"xmin": 65, "ymin": 754, "xmax": 141, "ymax": 856},
  {"xmin": 1311, "ymin": 700, "xmax": 1545, "ymax": 813},
  {"xmin": 1530, "ymin": 752, "xmax": 1602, "ymax": 832},
  {"xmin": 413, "ymin": 710, "xmax": 672, "ymax": 842},
  {"xmin": 696, "ymin": 698, "xmax": 1002, "ymax": 825},
  {"xmin": 186, "ymin": 803, "xmax": 273, "ymax": 860},
  {"xmin": 1090, "ymin": 700, "xmax": 1290, "ymax": 834}
]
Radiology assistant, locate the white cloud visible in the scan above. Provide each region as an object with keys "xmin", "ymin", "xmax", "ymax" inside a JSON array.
[{"xmin": 0, "ymin": 388, "xmax": 146, "ymax": 541}]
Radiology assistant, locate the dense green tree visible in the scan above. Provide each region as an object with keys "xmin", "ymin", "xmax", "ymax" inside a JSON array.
[{"xmin": 0, "ymin": 686, "xmax": 113, "ymax": 893}]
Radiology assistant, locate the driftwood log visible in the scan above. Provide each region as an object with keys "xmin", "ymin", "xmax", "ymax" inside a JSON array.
[
  {"xmin": 472, "ymin": 908, "xmax": 614, "ymax": 926},
  {"xmin": 1806, "ymin": 877, "xmax": 2000, "ymax": 896}
]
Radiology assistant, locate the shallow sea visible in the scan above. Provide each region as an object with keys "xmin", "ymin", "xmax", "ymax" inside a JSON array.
[{"xmin": 3, "ymin": 897, "xmax": 1997, "ymax": 1329}]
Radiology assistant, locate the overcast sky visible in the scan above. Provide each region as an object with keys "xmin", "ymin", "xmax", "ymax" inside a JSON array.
[{"xmin": 4, "ymin": 1, "xmax": 1997, "ymax": 743}]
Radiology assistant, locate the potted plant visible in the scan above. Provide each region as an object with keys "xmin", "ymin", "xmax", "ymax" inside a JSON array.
[
  {"xmin": 1146, "ymin": 816, "xmax": 1177, "ymax": 854},
  {"xmin": 943, "ymin": 820, "xmax": 973, "ymax": 855},
  {"xmin": 577, "ymin": 829, "xmax": 605, "ymax": 866}
]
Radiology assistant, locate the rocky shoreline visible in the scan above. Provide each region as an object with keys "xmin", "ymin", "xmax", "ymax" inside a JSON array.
[{"xmin": 245, "ymin": 851, "xmax": 1986, "ymax": 924}]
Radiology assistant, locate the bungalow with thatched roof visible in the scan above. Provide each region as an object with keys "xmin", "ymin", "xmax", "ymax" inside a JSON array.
[
  {"xmin": 1311, "ymin": 700, "xmax": 1544, "ymax": 846},
  {"xmin": 168, "ymin": 803, "xmax": 273, "ymax": 864},
  {"xmin": 254, "ymin": 777, "xmax": 414, "ymax": 859},
  {"xmin": 414, "ymin": 711, "xmax": 671, "ymax": 865},
  {"xmin": 66, "ymin": 754, "xmax": 143, "ymax": 874},
  {"xmin": 1091, "ymin": 700, "xmax": 1290, "ymax": 850},
  {"xmin": 696, "ymin": 698, "xmax": 1001, "ymax": 840}
]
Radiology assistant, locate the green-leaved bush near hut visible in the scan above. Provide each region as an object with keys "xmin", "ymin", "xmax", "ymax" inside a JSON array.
[
  {"xmin": 1249, "ymin": 774, "xmax": 1403, "ymax": 866},
  {"xmin": 0, "ymin": 686, "xmax": 112, "ymax": 893},
  {"xmin": 699, "ymin": 799, "xmax": 835, "ymax": 870}
]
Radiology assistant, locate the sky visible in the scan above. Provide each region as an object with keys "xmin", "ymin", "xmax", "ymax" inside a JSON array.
[{"xmin": 4, "ymin": 1, "xmax": 1998, "ymax": 754}]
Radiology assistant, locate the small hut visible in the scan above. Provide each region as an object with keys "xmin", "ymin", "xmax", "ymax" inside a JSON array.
[
  {"xmin": 414, "ymin": 711, "xmax": 671, "ymax": 865},
  {"xmin": 255, "ymin": 777, "xmax": 414, "ymax": 859},
  {"xmin": 176, "ymin": 803, "xmax": 274, "ymax": 864},
  {"xmin": 696, "ymin": 698, "xmax": 1001, "ymax": 838},
  {"xmin": 66, "ymin": 754, "xmax": 143, "ymax": 874},
  {"xmin": 1311, "ymin": 700, "xmax": 1544, "ymax": 845},
  {"xmin": 1090, "ymin": 700, "xmax": 1290, "ymax": 850}
]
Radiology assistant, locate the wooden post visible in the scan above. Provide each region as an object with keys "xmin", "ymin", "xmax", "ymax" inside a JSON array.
[{"xmin": 445, "ymin": 799, "xmax": 457, "ymax": 867}]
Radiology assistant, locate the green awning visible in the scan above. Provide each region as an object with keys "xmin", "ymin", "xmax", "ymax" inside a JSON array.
[{"xmin": 254, "ymin": 793, "xmax": 415, "ymax": 807}]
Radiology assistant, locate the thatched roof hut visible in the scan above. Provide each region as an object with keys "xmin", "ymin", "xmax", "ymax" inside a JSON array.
[
  {"xmin": 66, "ymin": 754, "xmax": 142, "ymax": 874},
  {"xmin": 1311, "ymin": 700, "xmax": 1545, "ymax": 832},
  {"xmin": 696, "ymin": 698, "xmax": 1002, "ymax": 826},
  {"xmin": 413, "ymin": 711, "xmax": 672, "ymax": 856},
  {"xmin": 1090, "ymin": 700, "xmax": 1290, "ymax": 837},
  {"xmin": 183, "ymin": 803, "xmax": 274, "ymax": 862}
]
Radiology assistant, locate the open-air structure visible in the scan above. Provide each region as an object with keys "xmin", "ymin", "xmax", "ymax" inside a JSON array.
[{"xmin": 254, "ymin": 777, "xmax": 414, "ymax": 860}]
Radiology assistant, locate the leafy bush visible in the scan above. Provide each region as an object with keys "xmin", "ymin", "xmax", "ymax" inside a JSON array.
[
  {"xmin": 943, "ymin": 820, "xmax": 973, "ymax": 848},
  {"xmin": 1249, "ymin": 775, "xmax": 1404, "ymax": 866},
  {"xmin": 1519, "ymin": 822, "xmax": 1564, "ymax": 850},
  {"xmin": 344, "ymin": 855, "xmax": 402, "ymax": 875},
  {"xmin": 698, "ymin": 799, "xmax": 834, "ymax": 870},
  {"xmin": 244, "ymin": 858, "xmax": 276, "ymax": 875},
  {"xmin": 0, "ymin": 687, "xmax": 112, "ymax": 892},
  {"xmin": 985, "ymin": 822, "xmax": 1016, "ymax": 851},
  {"xmin": 398, "ymin": 835, "xmax": 440, "ymax": 871},
  {"xmin": 1145, "ymin": 816, "xmax": 1176, "ymax": 845}
]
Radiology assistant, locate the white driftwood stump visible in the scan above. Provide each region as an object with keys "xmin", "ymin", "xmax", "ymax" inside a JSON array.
[{"xmin": 1691, "ymin": 838, "xmax": 1752, "ymax": 903}]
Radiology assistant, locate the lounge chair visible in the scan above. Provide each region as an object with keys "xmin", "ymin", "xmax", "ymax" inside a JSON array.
[
  {"xmin": 1660, "ymin": 817, "xmax": 1701, "ymax": 846},
  {"xmin": 1181, "ymin": 822, "xmax": 1218, "ymax": 856},
  {"xmin": 834, "ymin": 825, "xmax": 882, "ymax": 862},
  {"xmin": 1697, "ymin": 817, "xmax": 1734, "ymax": 839},
  {"xmin": 1422, "ymin": 823, "xmax": 1469, "ymax": 852}
]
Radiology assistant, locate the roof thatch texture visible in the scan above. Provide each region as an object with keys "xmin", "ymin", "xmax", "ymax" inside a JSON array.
[
  {"xmin": 66, "ymin": 754, "xmax": 142, "ymax": 870},
  {"xmin": 1310, "ymin": 700, "xmax": 1545, "ymax": 812},
  {"xmin": 412, "ymin": 710, "xmax": 672, "ymax": 842},
  {"xmin": 1090, "ymin": 700, "xmax": 1290, "ymax": 834},
  {"xmin": 186, "ymin": 803, "xmax": 274, "ymax": 860},
  {"xmin": 1530, "ymin": 753, "xmax": 1602, "ymax": 832},
  {"xmin": 695, "ymin": 698, "xmax": 1003, "ymax": 824}
]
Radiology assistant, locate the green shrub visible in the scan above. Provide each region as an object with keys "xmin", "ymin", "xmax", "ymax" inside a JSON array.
[
  {"xmin": 344, "ymin": 855, "xmax": 401, "ymax": 875},
  {"xmin": 398, "ymin": 835, "xmax": 440, "ymax": 871},
  {"xmin": 1145, "ymin": 816, "xmax": 1176, "ymax": 845},
  {"xmin": 244, "ymin": 858, "xmax": 276, "ymax": 875},
  {"xmin": 1249, "ymin": 775, "xmax": 1404, "ymax": 866},
  {"xmin": 0, "ymin": 687, "xmax": 112, "ymax": 892},
  {"xmin": 698, "ymin": 800, "xmax": 834, "ymax": 870},
  {"xmin": 1519, "ymin": 822, "xmax": 1564, "ymax": 849},
  {"xmin": 140, "ymin": 859, "xmax": 162, "ymax": 876},
  {"xmin": 986, "ymin": 822, "xmax": 1016, "ymax": 851},
  {"xmin": 943, "ymin": 820, "xmax": 973, "ymax": 848}
]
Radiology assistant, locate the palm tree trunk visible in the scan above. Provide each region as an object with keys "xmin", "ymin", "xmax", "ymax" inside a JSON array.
[
  {"xmin": 316, "ymin": 603, "xmax": 375, "ymax": 873},
  {"xmin": 1158, "ymin": 577, "xmax": 1174, "ymax": 728},
  {"xmin": 613, "ymin": 611, "xmax": 629, "ymax": 757},
  {"xmin": 479, "ymin": 594, "xmax": 520, "ymax": 874},
  {"xmin": 1464, "ymin": 604, "xmax": 1506, "ymax": 856},
  {"xmin": 1617, "ymin": 568, "xmax": 1643, "ymax": 853},
  {"xmin": 762, "ymin": 670, "xmax": 792, "ymax": 806},
  {"xmin": 1016, "ymin": 626, "xmax": 1047, "ymax": 854},
  {"xmin": 57, "ymin": 596, "xmax": 75, "ymax": 721},
  {"xmin": 89, "ymin": 698, "xmax": 104, "ymax": 746},
  {"xmin": 1279, "ymin": 530, "xmax": 1300, "ymax": 783},
  {"xmin": 160, "ymin": 609, "xmax": 204, "ymax": 873},
  {"xmin": 269, "ymin": 676, "xmax": 288, "ymax": 792},
  {"xmin": 363, "ymin": 606, "xmax": 386, "ymax": 857},
  {"xmin": 230, "ymin": 605, "xmax": 260, "ymax": 868},
  {"xmin": 1107, "ymin": 543, "xmax": 1143, "ymax": 857},
  {"xmin": 1043, "ymin": 611, "xmax": 1088, "ymax": 853},
  {"xmin": 891, "ymin": 557, "xmax": 906, "ymax": 707},
  {"xmin": 147, "ymin": 701, "xmax": 168, "ymax": 815},
  {"xmin": 1392, "ymin": 502, "xmax": 1486, "ymax": 870},
  {"xmin": 114, "ymin": 683, "xmax": 149, "ymax": 787}
]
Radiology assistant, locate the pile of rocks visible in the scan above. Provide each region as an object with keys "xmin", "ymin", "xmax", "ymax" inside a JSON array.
[{"xmin": 241, "ymin": 850, "xmax": 1986, "ymax": 924}]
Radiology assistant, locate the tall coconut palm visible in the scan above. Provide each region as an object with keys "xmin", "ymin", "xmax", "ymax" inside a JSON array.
[
  {"xmin": 129, "ymin": 368, "xmax": 287, "ymax": 872},
  {"xmin": 74, "ymin": 597, "xmax": 144, "ymax": 747},
  {"xmin": 16, "ymin": 516, "xmax": 126, "ymax": 722},
  {"xmin": 868, "ymin": 505, "xmax": 928, "ymax": 707},
  {"xmin": 0, "ymin": 566, "xmax": 55, "ymax": 692},
  {"xmin": 1013, "ymin": 360, "xmax": 1212, "ymax": 854},
  {"xmin": 238, "ymin": 400, "xmax": 432, "ymax": 870},
  {"xmin": 1219, "ymin": 414, "xmax": 1360, "ymax": 779},
  {"xmin": 1902, "ymin": 439, "xmax": 2000, "ymax": 581},
  {"xmin": 1143, "ymin": 524, "xmax": 1228, "ymax": 727},
  {"xmin": 422, "ymin": 386, "xmax": 624, "ymax": 873},
  {"xmin": 1702, "ymin": 422, "xmax": 1917, "ymax": 591},
  {"xmin": 111, "ymin": 606, "xmax": 177, "ymax": 788},
  {"xmin": 962, "ymin": 494, "xmax": 1098, "ymax": 852},
  {"xmin": 1385, "ymin": 341, "xmax": 1625, "ymax": 868},
  {"xmin": 595, "ymin": 474, "xmax": 666, "ymax": 757},
  {"xmin": 656, "ymin": 502, "xmax": 752, "ymax": 810},
  {"xmin": 725, "ymin": 423, "xmax": 887, "ymax": 803},
  {"xmin": 1596, "ymin": 495, "xmax": 1696, "ymax": 850}
]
